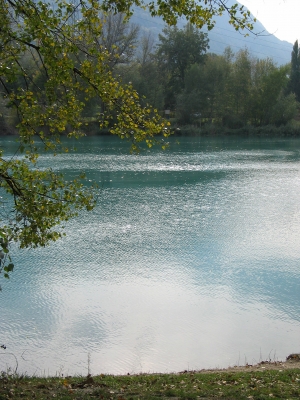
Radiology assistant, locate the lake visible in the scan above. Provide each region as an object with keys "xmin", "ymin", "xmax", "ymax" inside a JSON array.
[{"xmin": 0, "ymin": 135, "xmax": 299, "ymax": 376}]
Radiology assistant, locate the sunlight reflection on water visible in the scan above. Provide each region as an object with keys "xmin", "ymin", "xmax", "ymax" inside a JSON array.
[{"xmin": 0, "ymin": 136, "xmax": 300, "ymax": 375}]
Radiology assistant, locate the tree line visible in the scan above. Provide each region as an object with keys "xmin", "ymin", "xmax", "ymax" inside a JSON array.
[
  {"xmin": 117, "ymin": 23, "xmax": 299, "ymax": 131},
  {"xmin": 2, "ymin": 15, "xmax": 298, "ymax": 137}
]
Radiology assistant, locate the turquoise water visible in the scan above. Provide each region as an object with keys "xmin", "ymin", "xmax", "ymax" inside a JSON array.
[{"xmin": 0, "ymin": 136, "xmax": 299, "ymax": 375}]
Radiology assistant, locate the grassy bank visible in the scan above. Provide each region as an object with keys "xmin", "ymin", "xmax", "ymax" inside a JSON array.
[
  {"xmin": 3, "ymin": 120, "xmax": 300, "ymax": 138},
  {"xmin": 1, "ymin": 365, "xmax": 299, "ymax": 399},
  {"xmin": 85, "ymin": 123, "xmax": 300, "ymax": 137},
  {"xmin": 172, "ymin": 123, "xmax": 300, "ymax": 137}
]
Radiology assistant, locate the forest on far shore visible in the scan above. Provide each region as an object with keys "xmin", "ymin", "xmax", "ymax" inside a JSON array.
[{"xmin": 2, "ymin": 15, "xmax": 300, "ymax": 137}]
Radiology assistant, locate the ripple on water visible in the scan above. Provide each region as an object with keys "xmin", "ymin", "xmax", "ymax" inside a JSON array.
[{"xmin": 1, "ymin": 136, "xmax": 300, "ymax": 375}]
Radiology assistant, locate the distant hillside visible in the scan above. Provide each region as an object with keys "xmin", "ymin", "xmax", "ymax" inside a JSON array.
[{"xmin": 130, "ymin": 1, "xmax": 292, "ymax": 65}]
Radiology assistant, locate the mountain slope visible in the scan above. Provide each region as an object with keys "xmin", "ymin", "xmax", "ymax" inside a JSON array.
[{"xmin": 130, "ymin": 2, "xmax": 292, "ymax": 65}]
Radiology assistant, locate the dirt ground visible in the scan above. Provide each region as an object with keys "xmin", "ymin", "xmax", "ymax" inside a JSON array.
[{"xmin": 185, "ymin": 354, "xmax": 300, "ymax": 374}]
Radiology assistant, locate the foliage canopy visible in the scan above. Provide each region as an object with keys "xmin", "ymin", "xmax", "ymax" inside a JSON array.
[
  {"xmin": 287, "ymin": 40, "xmax": 300, "ymax": 102},
  {"xmin": 102, "ymin": 0, "xmax": 256, "ymax": 31},
  {"xmin": 156, "ymin": 24, "xmax": 209, "ymax": 108}
]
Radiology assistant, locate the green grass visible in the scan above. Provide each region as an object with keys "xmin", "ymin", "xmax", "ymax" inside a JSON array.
[{"xmin": 0, "ymin": 368, "xmax": 299, "ymax": 399}]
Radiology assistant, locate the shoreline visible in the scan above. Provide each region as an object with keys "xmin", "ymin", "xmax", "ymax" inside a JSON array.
[
  {"xmin": 120, "ymin": 355, "xmax": 300, "ymax": 377},
  {"xmin": 2, "ymin": 123, "xmax": 300, "ymax": 138},
  {"xmin": 176, "ymin": 357, "xmax": 300, "ymax": 375},
  {"xmin": 1, "ymin": 356, "xmax": 299, "ymax": 399}
]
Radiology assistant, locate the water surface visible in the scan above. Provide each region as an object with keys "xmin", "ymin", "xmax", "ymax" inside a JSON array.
[{"xmin": 0, "ymin": 136, "xmax": 299, "ymax": 375}]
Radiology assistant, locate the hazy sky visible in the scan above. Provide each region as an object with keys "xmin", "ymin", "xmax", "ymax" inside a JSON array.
[{"xmin": 241, "ymin": 0, "xmax": 298, "ymax": 44}]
